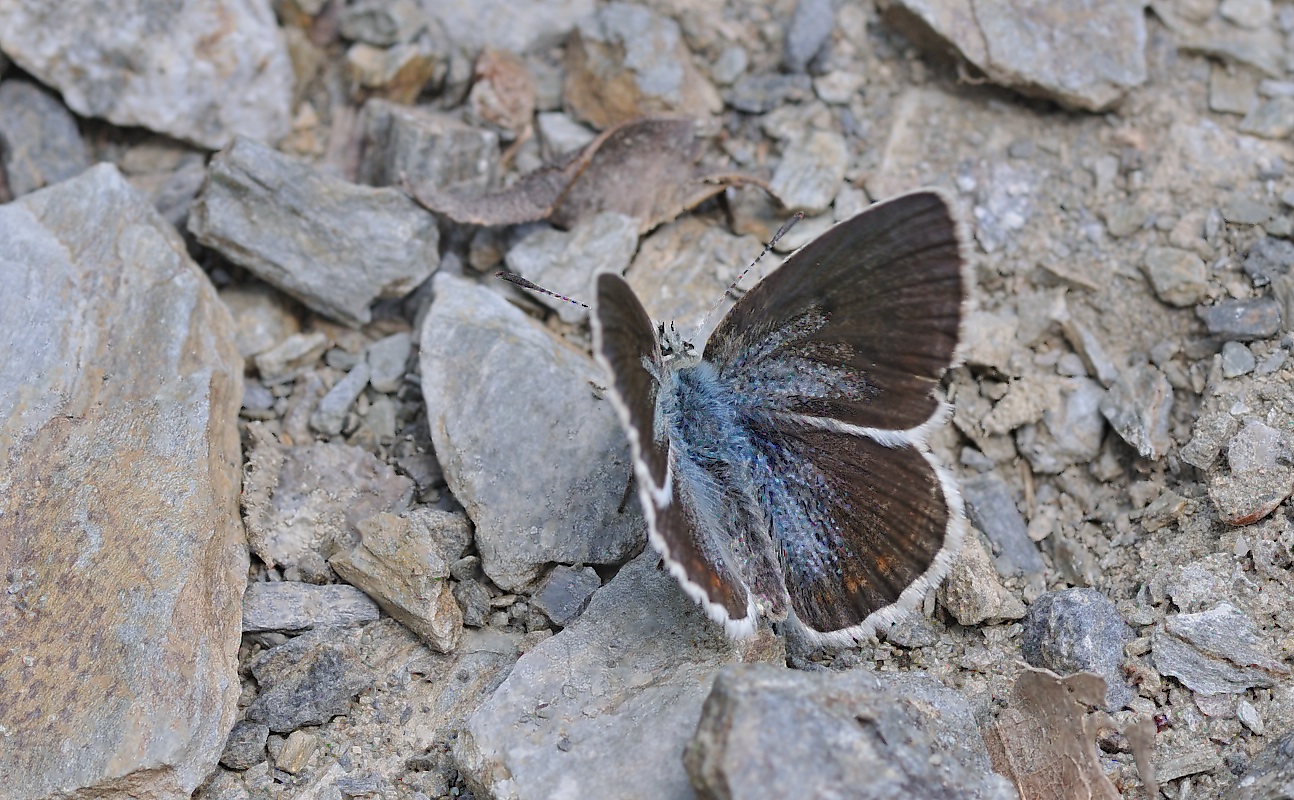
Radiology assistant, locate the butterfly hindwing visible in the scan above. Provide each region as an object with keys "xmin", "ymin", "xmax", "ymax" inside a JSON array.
[
  {"xmin": 704, "ymin": 189, "xmax": 967, "ymax": 435},
  {"xmin": 746, "ymin": 415, "xmax": 965, "ymax": 643},
  {"xmin": 593, "ymin": 273, "xmax": 758, "ymax": 635}
]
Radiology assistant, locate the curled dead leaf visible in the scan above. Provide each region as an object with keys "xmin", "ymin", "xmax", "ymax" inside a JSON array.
[
  {"xmin": 404, "ymin": 116, "xmax": 772, "ymax": 235},
  {"xmin": 985, "ymin": 666, "xmax": 1157, "ymax": 800}
]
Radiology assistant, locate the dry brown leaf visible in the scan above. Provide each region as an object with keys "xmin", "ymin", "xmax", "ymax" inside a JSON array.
[
  {"xmin": 405, "ymin": 116, "xmax": 770, "ymax": 235},
  {"xmin": 985, "ymin": 666, "xmax": 1156, "ymax": 800}
]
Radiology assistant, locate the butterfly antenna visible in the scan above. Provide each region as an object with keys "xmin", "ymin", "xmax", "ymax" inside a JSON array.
[
  {"xmin": 692, "ymin": 212, "xmax": 804, "ymax": 340},
  {"xmin": 495, "ymin": 269, "xmax": 589, "ymax": 309}
]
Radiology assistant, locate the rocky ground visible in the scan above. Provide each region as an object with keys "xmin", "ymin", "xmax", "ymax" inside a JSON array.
[{"xmin": 3, "ymin": 0, "xmax": 1294, "ymax": 799}]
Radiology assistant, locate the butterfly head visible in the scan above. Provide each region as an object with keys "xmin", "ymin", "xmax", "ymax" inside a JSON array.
[{"xmin": 656, "ymin": 321, "xmax": 698, "ymax": 366}]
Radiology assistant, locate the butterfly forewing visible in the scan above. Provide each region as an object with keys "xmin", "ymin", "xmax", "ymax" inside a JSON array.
[
  {"xmin": 704, "ymin": 190, "xmax": 966, "ymax": 434},
  {"xmin": 592, "ymin": 273, "xmax": 669, "ymax": 491},
  {"xmin": 593, "ymin": 273, "xmax": 758, "ymax": 634}
]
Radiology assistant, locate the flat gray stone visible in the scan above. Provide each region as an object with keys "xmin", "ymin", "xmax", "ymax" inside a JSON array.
[
  {"xmin": 726, "ymin": 72, "xmax": 814, "ymax": 114},
  {"xmin": 961, "ymin": 471, "xmax": 1046, "ymax": 580},
  {"xmin": 1100, "ymin": 364, "xmax": 1173, "ymax": 460},
  {"xmin": 1227, "ymin": 420, "xmax": 1291, "ymax": 473},
  {"xmin": 419, "ymin": 274, "xmax": 643, "ymax": 592},
  {"xmin": 0, "ymin": 78, "xmax": 90, "ymax": 197},
  {"xmin": 366, "ymin": 332, "xmax": 413, "ymax": 394},
  {"xmin": 1196, "ymin": 298, "xmax": 1283, "ymax": 341},
  {"xmin": 1210, "ymin": 65, "xmax": 1258, "ymax": 115},
  {"xmin": 1056, "ymin": 302, "xmax": 1120, "ymax": 387},
  {"xmin": 1221, "ymin": 341, "xmax": 1257, "ymax": 378},
  {"xmin": 454, "ymin": 550, "xmax": 782, "ymax": 800},
  {"xmin": 253, "ymin": 331, "xmax": 328, "ymax": 386},
  {"xmin": 359, "ymin": 100, "xmax": 498, "ymax": 194},
  {"xmin": 685, "ymin": 664, "xmax": 1018, "ymax": 800},
  {"xmin": 1152, "ymin": 603, "xmax": 1289, "ymax": 696},
  {"xmin": 1020, "ymin": 589, "xmax": 1134, "ymax": 710},
  {"xmin": 783, "ymin": 0, "xmax": 836, "ymax": 73},
  {"xmin": 1239, "ymin": 97, "xmax": 1294, "ymax": 139},
  {"xmin": 531, "ymin": 565, "xmax": 602, "ymax": 627},
  {"xmin": 1143, "ymin": 246, "xmax": 1209, "ymax": 307},
  {"xmin": 0, "ymin": 164, "xmax": 245, "ymax": 799},
  {"xmin": 1223, "ymin": 194, "xmax": 1278, "ymax": 225},
  {"xmin": 242, "ymin": 582, "xmax": 381, "ymax": 633},
  {"xmin": 453, "ymin": 579, "xmax": 493, "ymax": 628},
  {"xmin": 1104, "ymin": 199, "xmax": 1149, "ymax": 237},
  {"xmin": 882, "ymin": 0, "xmax": 1146, "ymax": 111},
  {"xmin": 535, "ymin": 111, "xmax": 598, "ymax": 156},
  {"xmin": 189, "ymin": 137, "xmax": 440, "ymax": 328},
  {"xmin": 768, "ymin": 128, "xmax": 849, "ymax": 214},
  {"xmin": 244, "ymin": 627, "xmax": 376, "ymax": 733},
  {"xmin": 329, "ymin": 510, "xmax": 467, "ymax": 653},
  {"xmin": 218, "ymin": 282, "xmax": 303, "ymax": 361},
  {"xmin": 220, "ymin": 721, "xmax": 270, "ymax": 770},
  {"xmin": 0, "ymin": 0, "xmax": 292, "ymax": 148}
]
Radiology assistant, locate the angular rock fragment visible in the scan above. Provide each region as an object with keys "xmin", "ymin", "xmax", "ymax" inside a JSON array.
[
  {"xmin": 686, "ymin": 664, "xmax": 1017, "ymax": 800},
  {"xmin": 242, "ymin": 582, "xmax": 381, "ymax": 633},
  {"xmin": 0, "ymin": 0, "xmax": 292, "ymax": 148},
  {"xmin": 419, "ymin": 274, "xmax": 642, "ymax": 591},
  {"xmin": 329, "ymin": 510, "xmax": 469, "ymax": 652},
  {"xmin": 880, "ymin": 0, "xmax": 1147, "ymax": 111},
  {"xmin": 1100, "ymin": 364, "xmax": 1173, "ymax": 459},
  {"xmin": 1152, "ymin": 604, "xmax": 1289, "ymax": 695},
  {"xmin": 189, "ymin": 137, "xmax": 440, "ymax": 328}
]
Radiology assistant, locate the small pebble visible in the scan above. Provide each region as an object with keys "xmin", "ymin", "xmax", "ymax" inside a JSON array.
[
  {"xmin": 1237, "ymin": 699, "xmax": 1264, "ymax": 734},
  {"xmin": 1221, "ymin": 341, "xmax": 1257, "ymax": 378}
]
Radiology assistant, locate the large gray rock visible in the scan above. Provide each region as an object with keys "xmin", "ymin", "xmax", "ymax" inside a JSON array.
[
  {"xmin": 686, "ymin": 664, "xmax": 1019, "ymax": 800},
  {"xmin": 880, "ymin": 0, "xmax": 1146, "ymax": 112},
  {"xmin": 0, "ymin": 164, "xmax": 246, "ymax": 799},
  {"xmin": 419, "ymin": 274, "xmax": 643, "ymax": 591},
  {"xmin": 0, "ymin": 0, "xmax": 292, "ymax": 148},
  {"xmin": 454, "ymin": 551, "xmax": 783, "ymax": 800},
  {"xmin": 189, "ymin": 137, "xmax": 440, "ymax": 328}
]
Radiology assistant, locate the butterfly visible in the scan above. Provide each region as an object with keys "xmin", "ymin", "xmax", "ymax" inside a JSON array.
[{"xmin": 590, "ymin": 189, "xmax": 970, "ymax": 645}]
